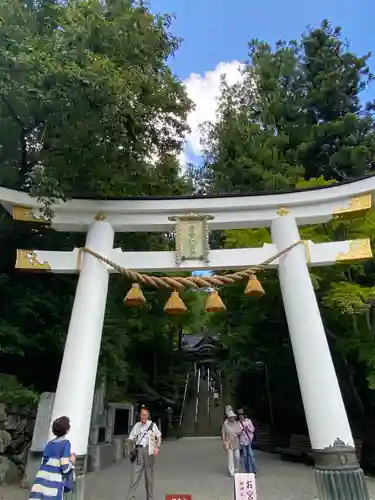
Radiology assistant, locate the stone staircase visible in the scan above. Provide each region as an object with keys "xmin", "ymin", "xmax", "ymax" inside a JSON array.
[
  {"xmin": 196, "ymin": 373, "xmax": 210, "ymax": 435},
  {"xmin": 208, "ymin": 395, "xmax": 224, "ymax": 435},
  {"xmin": 182, "ymin": 370, "xmax": 223, "ymax": 437},
  {"xmin": 181, "ymin": 386, "xmax": 197, "ymax": 435}
]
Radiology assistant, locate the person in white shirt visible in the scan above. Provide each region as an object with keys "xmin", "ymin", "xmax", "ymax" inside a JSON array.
[{"xmin": 126, "ymin": 405, "xmax": 162, "ymax": 500}]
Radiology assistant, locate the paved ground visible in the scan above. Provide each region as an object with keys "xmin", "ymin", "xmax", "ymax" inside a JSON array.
[{"xmin": 2, "ymin": 437, "xmax": 375, "ymax": 500}]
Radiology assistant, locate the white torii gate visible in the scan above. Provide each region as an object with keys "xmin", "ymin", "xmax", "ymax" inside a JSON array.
[{"xmin": 3, "ymin": 176, "xmax": 375, "ymax": 500}]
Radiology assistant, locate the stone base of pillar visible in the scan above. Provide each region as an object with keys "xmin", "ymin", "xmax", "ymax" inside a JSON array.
[
  {"xmin": 65, "ymin": 475, "xmax": 85, "ymax": 500},
  {"xmin": 65, "ymin": 455, "xmax": 86, "ymax": 500},
  {"xmin": 313, "ymin": 439, "xmax": 370, "ymax": 500}
]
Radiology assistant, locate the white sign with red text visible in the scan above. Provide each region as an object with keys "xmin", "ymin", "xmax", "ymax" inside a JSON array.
[{"xmin": 234, "ymin": 473, "xmax": 257, "ymax": 500}]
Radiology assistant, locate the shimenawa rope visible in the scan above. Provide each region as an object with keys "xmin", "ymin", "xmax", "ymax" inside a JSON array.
[{"xmin": 80, "ymin": 240, "xmax": 303, "ymax": 290}]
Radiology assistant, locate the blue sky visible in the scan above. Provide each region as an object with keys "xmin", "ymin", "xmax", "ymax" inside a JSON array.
[
  {"xmin": 152, "ymin": 0, "xmax": 374, "ymax": 85},
  {"xmin": 151, "ymin": 0, "xmax": 375, "ymax": 165}
]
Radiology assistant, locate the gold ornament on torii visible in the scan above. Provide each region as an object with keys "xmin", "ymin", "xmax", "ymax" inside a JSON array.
[
  {"xmin": 332, "ymin": 193, "xmax": 371, "ymax": 220},
  {"xmin": 15, "ymin": 250, "xmax": 51, "ymax": 271},
  {"xmin": 12, "ymin": 206, "xmax": 50, "ymax": 223}
]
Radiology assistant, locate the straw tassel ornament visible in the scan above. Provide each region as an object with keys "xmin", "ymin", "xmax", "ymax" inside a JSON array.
[
  {"xmin": 164, "ymin": 291, "xmax": 187, "ymax": 314},
  {"xmin": 205, "ymin": 290, "xmax": 226, "ymax": 313},
  {"xmin": 124, "ymin": 283, "xmax": 146, "ymax": 306},
  {"xmin": 244, "ymin": 274, "xmax": 265, "ymax": 297}
]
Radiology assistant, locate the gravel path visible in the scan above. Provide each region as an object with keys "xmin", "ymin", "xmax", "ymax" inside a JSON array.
[{"xmin": 1, "ymin": 437, "xmax": 375, "ymax": 500}]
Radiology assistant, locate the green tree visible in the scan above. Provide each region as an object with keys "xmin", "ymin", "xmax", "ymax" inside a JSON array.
[
  {"xmin": 196, "ymin": 20, "xmax": 375, "ymax": 195},
  {"xmin": 0, "ymin": 0, "xmax": 195, "ymax": 410},
  {"xmin": 0, "ymin": 0, "xmax": 191, "ymax": 209}
]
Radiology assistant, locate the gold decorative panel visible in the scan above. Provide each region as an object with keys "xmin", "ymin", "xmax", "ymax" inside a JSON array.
[
  {"xmin": 335, "ymin": 239, "xmax": 373, "ymax": 263},
  {"xmin": 12, "ymin": 206, "xmax": 49, "ymax": 223},
  {"xmin": 333, "ymin": 194, "xmax": 371, "ymax": 220},
  {"xmin": 94, "ymin": 212, "xmax": 106, "ymax": 221},
  {"xmin": 277, "ymin": 207, "xmax": 290, "ymax": 216},
  {"xmin": 169, "ymin": 213, "xmax": 214, "ymax": 265},
  {"xmin": 15, "ymin": 250, "xmax": 51, "ymax": 271}
]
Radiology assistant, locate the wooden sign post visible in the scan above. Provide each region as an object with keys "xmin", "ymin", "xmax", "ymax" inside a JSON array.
[{"xmin": 234, "ymin": 473, "xmax": 257, "ymax": 500}]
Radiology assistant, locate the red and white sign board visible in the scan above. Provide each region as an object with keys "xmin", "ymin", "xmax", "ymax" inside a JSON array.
[
  {"xmin": 165, "ymin": 495, "xmax": 192, "ymax": 500},
  {"xmin": 234, "ymin": 473, "xmax": 257, "ymax": 500}
]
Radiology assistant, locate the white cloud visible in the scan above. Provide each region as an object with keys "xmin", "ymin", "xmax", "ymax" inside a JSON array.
[{"xmin": 181, "ymin": 61, "xmax": 244, "ymax": 165}]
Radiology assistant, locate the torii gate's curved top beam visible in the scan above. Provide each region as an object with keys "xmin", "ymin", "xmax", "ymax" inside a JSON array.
[{"xmin": 1, "ymin": 176, "xmax": 374, "ymax": 232}]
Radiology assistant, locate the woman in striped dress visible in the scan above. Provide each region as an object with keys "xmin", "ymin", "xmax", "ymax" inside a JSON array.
[{"xmin": 30, "ymin": 416, "xmax": 76, "ymax": 500}]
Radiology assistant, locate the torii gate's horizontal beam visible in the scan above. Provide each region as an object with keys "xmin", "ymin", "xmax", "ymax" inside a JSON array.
[
  {"xmin": 15, "ymin": 239, "xmax": 372, "ymax": 274},
  {"xmin": 1, "ymin": 176, "xmax": 374, "ymax": 232}
]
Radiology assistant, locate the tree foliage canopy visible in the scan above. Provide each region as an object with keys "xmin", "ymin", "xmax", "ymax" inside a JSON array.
[
  {"xmin": 0, "ymin": 0, "xmax": 192, "ymax": 208},
  {"xmin": 195, "ymin": 20, "xmax": 375, "ymax": 195}
]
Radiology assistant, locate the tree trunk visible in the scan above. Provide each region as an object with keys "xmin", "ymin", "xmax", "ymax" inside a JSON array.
[
  {"xmin": 178, "ymin": 326, "xmax": 183, "ymax": 354},
  {"xmin": 153, "ymin": 349, "xmax": 157, "ymax": 390}
]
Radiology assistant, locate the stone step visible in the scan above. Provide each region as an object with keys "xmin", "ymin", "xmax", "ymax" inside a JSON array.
[{"xmin": 182, "ymin": 431, "xmax": 219, "ymax": 437}]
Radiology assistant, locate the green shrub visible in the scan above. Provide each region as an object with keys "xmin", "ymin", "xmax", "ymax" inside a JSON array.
[{"xmin": 0, "ymin": 374, "xmax": 39, "ymax": 409}]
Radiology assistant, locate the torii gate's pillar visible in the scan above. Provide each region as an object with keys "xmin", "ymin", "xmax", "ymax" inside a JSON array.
[
  {"xmin": 49, "ymin": 220, "xmax": 114, "ymax": 499},
  {"xmin": 271, "ymin": 215, "xmax": 370, "ymax": 500}
]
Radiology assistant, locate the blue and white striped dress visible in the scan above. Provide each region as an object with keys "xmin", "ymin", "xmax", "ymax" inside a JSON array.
[{"xmin": 29, "ymin": 437, "xmax": 73, "ymax": 500}]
